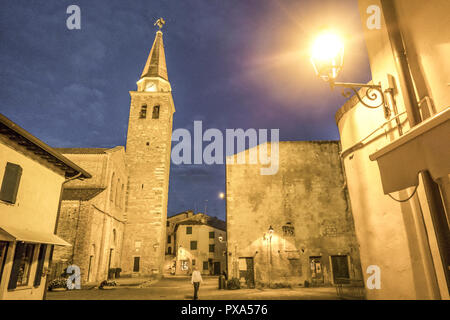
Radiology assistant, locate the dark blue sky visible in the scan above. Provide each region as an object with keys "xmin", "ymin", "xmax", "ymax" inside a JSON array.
[{"xmin": 0, "ymin": 0, "xmax": 371, "ymax": 220}]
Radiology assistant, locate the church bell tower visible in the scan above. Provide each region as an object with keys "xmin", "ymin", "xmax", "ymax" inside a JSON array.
[{"xmin": 122, "ymin": 19, "xmax": 174, "ymax": 276}]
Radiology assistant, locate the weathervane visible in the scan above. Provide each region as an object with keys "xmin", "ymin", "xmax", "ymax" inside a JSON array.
[{"xmin": 154, "ymin": 17, "xmax": 165, "ymax": 30}]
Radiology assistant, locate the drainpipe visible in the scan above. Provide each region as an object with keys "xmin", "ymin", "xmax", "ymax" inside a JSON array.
[
  {"xmin": 380, "ymin": 0, "xmax": 450, "ymax": 296},
  {"xmin": 43, "ymin": 172, "xmax": 83, "ymax": 300}
]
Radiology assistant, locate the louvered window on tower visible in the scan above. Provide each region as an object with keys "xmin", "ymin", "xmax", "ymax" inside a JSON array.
[
  {"xmin": 0, "ymin": 162, "xmax": 22, "ymax": 204},
  {"xmin": 152, "ymin": 106, "xmax": 160, "ymax": 119},
  {"xmin": 139, "ymin": 105, "xmax": 147, "ymax": 119}
]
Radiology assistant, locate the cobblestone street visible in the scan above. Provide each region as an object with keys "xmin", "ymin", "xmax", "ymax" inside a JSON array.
[{"xmin": 46, "ymin": 276, "xmax": 340, "ymax": 300}]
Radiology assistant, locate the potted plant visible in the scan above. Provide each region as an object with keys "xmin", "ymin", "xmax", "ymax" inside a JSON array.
[
  {"xmin": 99, "ymin": 280, "xmax": 117, "ymax": 290},
  {"xmin": 48, "ymin": 278, "xmax": 68, "ymax": 292}
]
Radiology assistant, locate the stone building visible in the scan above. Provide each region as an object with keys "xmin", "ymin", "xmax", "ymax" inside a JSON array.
[
  {"xmin": 334, "ymin": 0, "xmax": 450, "ymax": 299},
  {"xmin": 51, "ymin": 147, "xmax": 127, "ymax": 284},
  {"xmin": 226, "ymin": 141, "xmax": 362, "ymax": 288},
  {"xmin": 164, "ymin": 212, "xmax": 226, "ymax": 276},
  {"xmin": 0, "ymin": 113, "xmax": 90, "ymax": 299}
]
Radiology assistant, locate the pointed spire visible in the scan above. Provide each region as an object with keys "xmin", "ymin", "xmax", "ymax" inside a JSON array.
[{"xmin": 140, "ymin": 30, "xmax": 168, "ymax": 81}]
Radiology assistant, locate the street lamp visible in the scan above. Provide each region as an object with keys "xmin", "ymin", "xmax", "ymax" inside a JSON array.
[
  {"xmin": 218, "ymin": 192, "xmax": 225, "ymax": 199},
  {"xmin": 310, "ymin": 30, "xmax": 389, "ymax": 116}
]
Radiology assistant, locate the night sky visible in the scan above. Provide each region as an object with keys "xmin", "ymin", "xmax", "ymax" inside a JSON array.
[{"xmin": 0, "ymin": 0, "xmax": 371, "ymax": 220}]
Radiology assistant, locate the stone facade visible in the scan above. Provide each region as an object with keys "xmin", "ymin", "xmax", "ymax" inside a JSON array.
[
  {"xmin": 52, "ymin": 147, "xmax": 126, "ymax": 284},
  {"xmin": 226, "ymin": 141, "xmax": 362, "ymax": 287}
]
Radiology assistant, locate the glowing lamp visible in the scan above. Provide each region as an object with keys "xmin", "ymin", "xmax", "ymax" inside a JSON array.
[{"xmin": 310, "ymin": 32, "xmax": 344, "ymax": 82}]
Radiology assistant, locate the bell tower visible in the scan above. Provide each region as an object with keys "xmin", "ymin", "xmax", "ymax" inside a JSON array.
[{"xmin": 122, "ymin": 19, "xmax": 175, "ymax": 276}]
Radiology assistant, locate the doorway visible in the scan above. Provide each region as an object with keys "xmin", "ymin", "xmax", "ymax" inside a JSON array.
[
  {"xmin": 133, "ymin": 256, "xmax": 140, "ymax": 272},
  {"xmin": 239, "ymin": 257, "xmax": 255, "ymax": 288},
  {"xmin": 331, "ymin": 255, "xmax": 350, "ymax": 284},
  {"xmin": 309, "ymin": 256, "xmax": 324, "ymax": 285},
  {"xmin": 213, "ymin": 262, "xmax": 221, "ymax": 275}
]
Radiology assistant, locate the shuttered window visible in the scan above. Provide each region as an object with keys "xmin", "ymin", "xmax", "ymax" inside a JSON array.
[
  {"xmin": 190, "ymin": 241, "xmax": 197, "ymax": 250},
  {"xmin": 186, "ymin": 226, "xmax": 192, "ymax": 234},
  {"xmin": 33, "ymin": 244, "xmax": 47, "ymax": 287},
  {"xmin": 209, "ymin": 232, "xmax": 215, "ymax": 239},
  {"xmin": 0, "ymin": 162, "xmax": 22, "ymax": 204},
  {"xmin": 209, "ymin": 244, "xmax": 215, "ymax": 253},
  {"xmin": 0, "ymin": 241, "xmax": 8, "ymax": 286}
]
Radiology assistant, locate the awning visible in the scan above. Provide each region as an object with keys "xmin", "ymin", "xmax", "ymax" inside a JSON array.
[
  {"xmin": 369, "ymin": 107, "xmax": 450, "ymax": 194},
  {"xmin": 0, "ymin": 225, "xmax": 71, "ymax": 246}
]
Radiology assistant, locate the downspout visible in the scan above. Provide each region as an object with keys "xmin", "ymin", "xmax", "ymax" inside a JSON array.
[
  {"xmin": 43, "ymin": 172, "xmax": 83, "ymax": 300},
  {"xmin": 380, "ymin": 0, "xmax": 450, "ymax": 296}
]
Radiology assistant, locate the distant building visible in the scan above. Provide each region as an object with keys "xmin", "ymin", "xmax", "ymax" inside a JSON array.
[
  {"xmin": 164, "ymin": 212, "xmax": 226, "ymax": 276},
  {"xmin": 0, "ymin": 114, "xmax": 90, "ymax": 300},
  {"xmin": 51, "ymin": 147, "xmax": 127, "ymax": 284},
  {"xmin": 226, "ymin": 141, "xmax": 363, "ymax": 288}
]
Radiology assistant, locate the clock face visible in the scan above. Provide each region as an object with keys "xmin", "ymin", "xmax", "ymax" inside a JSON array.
[{"xmin": 145, "ymin": 82, "xmax": 157, "ymax": 92}]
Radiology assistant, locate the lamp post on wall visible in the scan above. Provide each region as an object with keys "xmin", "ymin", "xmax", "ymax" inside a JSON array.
[{"xmin": 310, "ymin": 31, "xmax": 390, "ymax": 117}]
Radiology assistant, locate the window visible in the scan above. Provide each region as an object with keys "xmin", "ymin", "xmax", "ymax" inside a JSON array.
[
  {"xmin": 0, "ymin": 162, "xmax": 22, "ymax": 204},
  {"xmin": 0, "ymin": 241, "xmax": 9, "ymax": 285},
  {"xmin": 139, "ymin": 105, "xmax": 147, "ymax": 119},
  {"xmin": 190, "ymin": 241, "xmax": 197, "ymax": 250},
  {"xmin": 133, "ymin": 257, "xmax": 140, "ymax": 272},
  {"xmin": 33, "ymin": 244, "xmax": 47, "ymax": 287},
  {"xmin": 115, "ymin": 178, "xmax": 120, "ymax": 207},
  {"xmin": 203, "ymin": 261, "xmax": 209, "ymax": 271},
  {"xmin": 166, "ymin": 221, "xmax": 170, "ymax": 227},
  {"xmin": 167, "ymin": 247, "xmax": 172, "ymax": 255},
  {"xmin": 192, "ymin": 259, "xmax": 196, "ymax": 266},
  {"xmin": 282, "ymin": 225, "xmax": 295, "ymax": 237},
  {"xmin": 109, "ymin": 173, "xmax": 115, "ymax": 203},
  {"xmin": 152, "ymin": 105, "xmax": 160, "ymax": 119},
  {"xmin": 209, "ymin": 231, "xmax": 215, "ymax": 239},
  {"xmin": 167, "ymin": 236, "xmax": 171, "ymax": 244},
  {"xmin": 186, "ymin": 226, "xmax": 192, "ymax": 234},
  {"xmin": 209, "ymin": 244, "xmax": 215, "ymax": 253},
  {"xmin": 8, "ymin": 243, "xmax": 35, "ymax": 289}
]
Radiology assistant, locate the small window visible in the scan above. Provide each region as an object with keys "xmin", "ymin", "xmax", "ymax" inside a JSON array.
[
  {"xmin": 203, "ymin": 261, "xmax": 209, "ymax": 270},
  {"xmin": 166, "ymin": 221, "xmax": 170, "ymax": 227},
  {"xmin": 186, "ymin": 226, "xmax": 192, "ymax": 235},
  {"xmin": 192, "ymin": 259, "xmax": 196, "ymax": 266},
  {"xmin": 152, "ymin": 105, "xmax": 160, "ymax": 119},
  {"xmin": 190, "ymin": 241, "xmax": 197, "ymax": 250},
  {"xmin": 209, "ymin": 244, "xmax": 215, "ymax": 253},
  {"xmin": 0, "ymin": 162, "xmax": 22, "ymax": 204},
  {"xmin": 139, "ymin": 105, "xmax": 147, "ymax": 119},
  {"xmin": 167, "ymin": 247, "xmax": 172, "ymax": 255},
  {"xmin": 209, "ymin": 231, "xmax": 215, "ymax": 239},
  {"xmin": 167, "ymin": 236, "xmax": 171, "ymax": 244}
]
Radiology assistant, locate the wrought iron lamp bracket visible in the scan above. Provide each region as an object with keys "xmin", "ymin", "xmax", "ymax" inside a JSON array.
[{"xmin": 331, "ymin": 81, "xmax": 390, "ymax": 117}]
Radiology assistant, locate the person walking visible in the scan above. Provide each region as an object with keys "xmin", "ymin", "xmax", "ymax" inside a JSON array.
[{"xmin": 191, "ymin": 267, "xmax": 203, "ymax": 300}]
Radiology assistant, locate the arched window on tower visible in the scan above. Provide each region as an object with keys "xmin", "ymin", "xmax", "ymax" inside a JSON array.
[
  {"xmin": 152, "ymin": 105, "xmax": 160, "ymax": 119},
  {"xmin": 139, "ymin": 105, "xmax": 147, "ymax": 119},
  {"xmin": 110, "ymin": 173, "xmax": 115, "ymax": 203}
]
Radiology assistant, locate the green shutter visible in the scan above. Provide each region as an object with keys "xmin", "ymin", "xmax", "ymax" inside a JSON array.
[
  {"xmin": 0, "ymin": 162, "xmax": 22, "ymax": 204},
  {"xmin": 33, "ymin": 245, "xmax": 47, "ymax": 287},
  {"xmin": 8, "ymin": 242, "xmax": 25, "ymax": 290}
]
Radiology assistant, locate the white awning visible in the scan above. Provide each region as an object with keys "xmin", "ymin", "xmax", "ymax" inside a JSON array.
[
  {"xmin": 0, "ymin": 225, "xmax": 71, "ymax": 246},
  {"xmin": 370, "ymin": 107, "xmax": 450, "ymax": 194}
]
